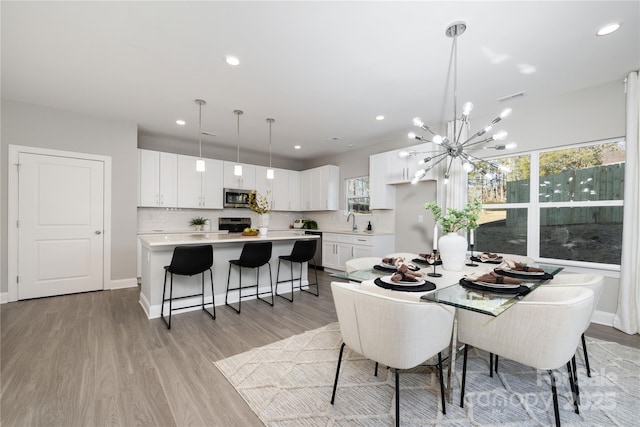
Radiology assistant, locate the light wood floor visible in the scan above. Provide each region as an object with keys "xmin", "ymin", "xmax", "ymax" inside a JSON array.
[{"xmin": 1, "ymin": 271, "xmax": 638, "ymax": 426}]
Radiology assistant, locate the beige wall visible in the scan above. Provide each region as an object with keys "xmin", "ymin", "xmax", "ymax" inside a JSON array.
[{"xmin": 1, "ymin": 100, "xmax": 138, "ymax": 291}]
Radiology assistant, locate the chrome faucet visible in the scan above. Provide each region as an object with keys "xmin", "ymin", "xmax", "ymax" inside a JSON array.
[{"xmin": 347, "ymin": 212, "xmax": 357, "ymax": 231}]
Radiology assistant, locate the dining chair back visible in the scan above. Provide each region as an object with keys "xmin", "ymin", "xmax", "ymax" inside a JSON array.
[
  {"xmin": 330, "ymin": 281, "xmax": 454, "ymax": 426},
  {"xmin": 544, "ymin": 273, "xmax": 604, "ymax": 377},
  {"xmin": 457, "ymin": 286, "xmax": 594, "ymax": 426},
  {"xmin": 345, "ymin": 257, "xmax": 381, "ymax": 273}
]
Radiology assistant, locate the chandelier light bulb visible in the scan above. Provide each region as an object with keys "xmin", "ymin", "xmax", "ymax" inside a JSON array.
[
  {"xmin": 398, "ymin": 150, "xmax": 411, "ymax": 158},
  {"xmin": 462, "ymin": 102, "xmax": 474, "ymax": 116},
  {"xmin": 432, "ymin": 135, "xmax": 443, "ymax": 145},
  {"xmin": 412, "ymin": 117, "xmax": 424, "ymax": 127},
  {"xmin": 443, "ymin": 174, "xmax": 450, "ymax": 185},
  {"xmin": 505, "ymin": 142, "xmax": 517, "ymax": 149},
  {"xmin": 500, "ymin": 107, "xmax": 512, "ymax": 119},
  {"xmin": 493, "ymin": 130, "xmax": 508, "ymax": 140},
  {"xmin": 414, "ymin": 169, "xmax": 426, "ymax": 179},
  {"xmin": 498, "ymin": 164, "xmax": 512, "ymax": 172},
  {"xmin": 407, "ymin": 132, "xmax": 417, "ymax": 140},
  {"xmin": 463, "ymin": 162, "xmax": 474, "ymax": 172},
  {"xmin": 410, "ymin": 176, "xmax": 420, "ymax": 185}
]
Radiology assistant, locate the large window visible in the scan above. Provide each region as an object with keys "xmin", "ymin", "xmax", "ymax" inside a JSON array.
[{"xmin": 468, "ymin": 139, "xmax": 625, "ymax": 266}]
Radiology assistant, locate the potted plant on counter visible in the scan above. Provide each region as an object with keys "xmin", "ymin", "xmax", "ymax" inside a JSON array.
[
  {"xmin": 423, "ymin": 198, "xmax": 482, "ymax": 271},
  {"xmin": 190, "ymin": 216, "xmax": 207, "ymax": 231}
]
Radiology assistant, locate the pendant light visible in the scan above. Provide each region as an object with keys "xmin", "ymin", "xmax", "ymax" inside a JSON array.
[
  {"xmin": 233, "ymin": 109, "xmax": 243, "ymax": 176},
  {"xmin": 195, "ymin": 99, "xmax": 206, "ymax": 172},
  {"xmin": 266, "ymin": 118, "xmax": 275, "ymax": 180}
]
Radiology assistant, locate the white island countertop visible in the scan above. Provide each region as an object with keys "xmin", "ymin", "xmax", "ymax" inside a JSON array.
[{"xmin": 139, "ymin": 230, "xmax": 315, "ymax": 248}]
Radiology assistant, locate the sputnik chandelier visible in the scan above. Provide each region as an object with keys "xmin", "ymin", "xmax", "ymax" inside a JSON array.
[{"xmin": 406, "ymin": 22, "xmax": 516, "ymax": 185}]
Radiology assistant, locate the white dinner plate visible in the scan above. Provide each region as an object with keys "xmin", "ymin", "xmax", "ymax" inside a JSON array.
[
  {"xmin": 380, "ymin": 275, "xmax": 426, "ymax": 286},
  {"xmin": 378, "ymin": 262, "xmax": 397, "ymax": 269},
  {"xmin": 499, "ymin": 268, "xmax": 545, "ymax": 276}
]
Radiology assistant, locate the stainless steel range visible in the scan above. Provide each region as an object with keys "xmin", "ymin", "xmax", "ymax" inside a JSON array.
[{"xmin": 219, "ymin": 217, "xmax": 251, "ymax": 233}]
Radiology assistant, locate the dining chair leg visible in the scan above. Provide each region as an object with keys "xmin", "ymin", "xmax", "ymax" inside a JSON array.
[
  {"xmin": 395, "ymin": 368, "xmax": 400, "ymax": 427},
  {"xmin": 572, "ymin": 354, "xmax": 581, "ymax": 405},
  {"xmin": 331, "ymin": 343, "xmax": 346, "ymax": 404},
  {"xmin": 566, "ymin": 361, "xmax": 579, "ymax": 414},
  {"xmin": 438, "ymin": 352, "xmax": 446, "ymax": 415},
  {"xmin": 581, "ymin": 333, "xmax": 592, "ymax": 377},
  {"xmin": 494, "ymin": 354, "xmax": 499, "ymax": 373},
  {"xmin": 549, "ymin": 370, "xmax": 561, "ymax": 427},
  {"xmin": 489, "ymin": 352, "xmax": 494, "ymax": 377},
  {"xmin": 374, "ymin": 362, "xmax": 379, "ymax": 376},
  {"xmin": 460, "ymin": 344, "xmax": 468, "ymax": 408}
]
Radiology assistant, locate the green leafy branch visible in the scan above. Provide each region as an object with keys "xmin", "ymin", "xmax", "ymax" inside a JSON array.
[{"xmin": 423, "ymin": 197, "xmax": 482, "ymax": 233}]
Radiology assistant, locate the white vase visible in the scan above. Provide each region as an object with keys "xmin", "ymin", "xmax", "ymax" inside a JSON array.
[
  {"xmin": 438, "ymin": 232, "xmax": 468, "ymax": 271},
  {"xmin": 258, "ymin": 214, "xmax": 270, "ymax": 228}
]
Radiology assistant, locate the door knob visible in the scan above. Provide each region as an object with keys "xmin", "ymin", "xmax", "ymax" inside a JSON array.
[{"xmin": 95, "ymin": 230, "xmax": 102, "ymax": 235}]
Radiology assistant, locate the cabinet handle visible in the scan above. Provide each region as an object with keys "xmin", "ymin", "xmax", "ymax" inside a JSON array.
[
  {"xmin": 160, "ymin": 194, "xmax": 164, "ymax": 205},
  {"xmin": 156, "ymin": 194, "xmax": 159, "ymax": 205}
]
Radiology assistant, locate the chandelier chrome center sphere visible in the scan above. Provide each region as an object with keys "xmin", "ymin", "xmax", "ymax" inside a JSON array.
[{"xmin": 406, "ymin": 22, "xmax": 516, "ymax": 185}]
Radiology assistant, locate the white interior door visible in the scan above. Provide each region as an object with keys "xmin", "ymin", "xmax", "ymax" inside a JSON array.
[{"xmin": 18, "ymin": 153, "xmax": 104, "ymax": 299}]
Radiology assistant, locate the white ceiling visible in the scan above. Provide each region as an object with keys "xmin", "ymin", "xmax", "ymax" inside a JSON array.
[{"xmin": 2, "ymin": 1, "xmax": 638, "ymax": 161}]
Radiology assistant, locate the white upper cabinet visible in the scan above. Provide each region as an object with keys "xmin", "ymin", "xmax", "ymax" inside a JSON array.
[
  {"xmin": 177, "ymin": 155, "xmax": 223, "ymax": 209},
  {"xmin": 301, "ymin": 165, "xmax": 339, "ymax": 211},
  {"xmin": 369, "ymin": 152, "xmax": 396, "ymax": 209},
  {"xmin": 138, "ymin": 149, "xmax": 177, "ymax": 207},
  {"xmin": 270, "ymin": 168, "xmax": 301, "ymax": 211},
  {"xmin": 223, "ymin": 161, "xmax": 256, "ymax": 190}
]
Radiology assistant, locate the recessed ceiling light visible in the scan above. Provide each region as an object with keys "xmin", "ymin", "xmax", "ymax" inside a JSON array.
[
  {"xmin": 376, "ymin": 115, "xmax": 385, "ymax": 121},
  {"xmin": 294, "ymin": 145, "xmax": 301, "ymax": 150},
  {"xmin": 327, "ymin": 136, "xmax": 341, "ymax": 142},
  {"xmin": 225, "ymin": 55, "xmax": 240, "ymax": 65},
  {"xmin": 176, "ymin": 119, "xmax": 186, "ymax": 126},
  {"xmin": 596, "ymin": 23, "xmax": 621, "ymax": 36}
]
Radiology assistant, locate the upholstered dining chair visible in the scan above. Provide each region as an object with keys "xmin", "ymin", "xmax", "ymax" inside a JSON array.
[
  {"xmin": 491, "ymin": 274, "xmax": 604, "ymax": 380},
  {"xmin": 457, "ymin": 286, "xmax": 594, "ymax": 427},
  {"xmin": 330, "ymin": 281, "xmax": 454, "ymax": 426},
  {"xmin": 344, "ymin": 256, "xmax": 381, "ymax": 273}
]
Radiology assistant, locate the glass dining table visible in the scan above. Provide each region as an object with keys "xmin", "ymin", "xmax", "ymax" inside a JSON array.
[{"xmin": 330, "ymin": 262, "xmax": 564, "ymax": 401}]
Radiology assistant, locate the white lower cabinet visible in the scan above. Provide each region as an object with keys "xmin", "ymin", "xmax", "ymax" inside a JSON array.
[{"xmin": 322, "ymin": 233, "xmax": 395, "ymax": 271}]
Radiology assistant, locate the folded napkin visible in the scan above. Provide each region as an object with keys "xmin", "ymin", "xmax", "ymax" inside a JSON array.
[
  {"xmin": 418, "ymin": 253, "xmax": 439, "ymax": 264},
  {"xmin": 382, "ymin": 256, "xmax": 405, "ymax": 267},
  {"xmin": 501, "ymin": 259, "xmax": 544, "ymax": 273},
  {"xmin": 464, "ymin": 271, "xmax": 522, "ymax": 285},
  {"xmin": 479, "ymin": 252, "xmax": 502, "ymax": 261},
  {"xmin": 391, "ymin": 264, "xmax": 424, "ymax": 282}
]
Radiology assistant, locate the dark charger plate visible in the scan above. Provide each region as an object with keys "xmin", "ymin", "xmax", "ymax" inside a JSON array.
[
  {"xmin": 374, "ymin": 278, "xmax": 436, "ymax": 292},
  {"xmin": 494, "ymin": 269, "xmax": 554, "ymax": 281},
  {"xmin": 459, "ymin": 279, "xmax": 532, "ymax": 296}
]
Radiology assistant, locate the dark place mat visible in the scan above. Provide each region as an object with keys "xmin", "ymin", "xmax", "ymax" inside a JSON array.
[
  {"xmin": 470, "ymin": 256, "xmax": 503, "ymax": 264},
  {"xmin": 412, "ymin": 258, "xmax": 442, "ymax": 265},
  {"xmin": 494, "ymin": 269, "xmax": 554, "ymax": 281},
  {"xmin": 374, "ymin": 277, "xmax": 436, "ymax": 292},
  {"xmin": 459, "ymin": 279, "xmax": 532, "ymax": 295},
  {"xmin": 373, "ymin": 264, "xmax": 397, "ymax": 273}
]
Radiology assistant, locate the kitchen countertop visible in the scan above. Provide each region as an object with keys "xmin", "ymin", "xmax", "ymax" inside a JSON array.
[
  {"xmin": 313, "ymin": 229, "xmax": 394, "ymax": 236},
  {"xmin": 139, "ymin": 231, "xmax": 316, "ymax": 248}
]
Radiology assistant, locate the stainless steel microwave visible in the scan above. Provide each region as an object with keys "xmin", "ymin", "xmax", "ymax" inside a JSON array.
[{"xmin": 223, "ymin": 188, "xmax": 251, "ymax": 208}]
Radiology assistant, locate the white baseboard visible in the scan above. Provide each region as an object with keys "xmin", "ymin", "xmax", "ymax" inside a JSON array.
[
  {"xmin": 109, "ymin": 278, "xmax": 138, "ymax": 290},
  {"xmin": 0, "ymin": 292, "xmax": 8, "ymax": 304},
  {"xmin": 592, "ymin": 309, "xmax": 616, "ymax": 327}
]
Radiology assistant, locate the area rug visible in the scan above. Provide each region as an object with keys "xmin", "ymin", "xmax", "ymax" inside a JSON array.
[{"xmin": 214, "ymin": 323, "xmax": 640, "ymax": 426}]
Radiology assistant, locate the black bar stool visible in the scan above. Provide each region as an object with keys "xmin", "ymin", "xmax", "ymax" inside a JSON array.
[
  {"xmin": 161, "ymin": 245, "xmax": 215, "ymax": 330},
  {"xmin": 225, "ymin": 241, "xmax": 274, "ymax": 313},
  {"xmin": 275, "ymin": 239, "xmax": 319, "ymax": 302}
]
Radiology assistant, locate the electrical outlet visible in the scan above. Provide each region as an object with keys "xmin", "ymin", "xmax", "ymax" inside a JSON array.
[{"xmin": 418, "ymin": 215, "xmax": 423, "ymax": 223}]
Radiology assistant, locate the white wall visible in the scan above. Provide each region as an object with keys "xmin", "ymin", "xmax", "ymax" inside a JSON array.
[{"xmin": 1, "ymin": 100, "xmax": 138, "ymax": 291}]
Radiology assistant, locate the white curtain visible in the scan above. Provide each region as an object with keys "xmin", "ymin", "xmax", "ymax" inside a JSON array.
[{"xmin": 614, "ymin": 71, "xmax": 640, "ymax": 335}]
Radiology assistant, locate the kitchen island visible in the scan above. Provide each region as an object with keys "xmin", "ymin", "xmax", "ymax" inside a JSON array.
[{"xmin": 138, "ymin": 231, "xmax": 318, "ymax": 319}]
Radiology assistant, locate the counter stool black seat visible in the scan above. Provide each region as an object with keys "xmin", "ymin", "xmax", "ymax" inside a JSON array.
[
  {"xmin": 161, "ymin": 245, "xmax": 216, "ymax": 330},
  {"xmin": 275, "ymin": 239, "xmax": 319, "ymax": 302},
  {"xmin": 225, "ymin": 241, "xmax": 274, "ymax": 314}
]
